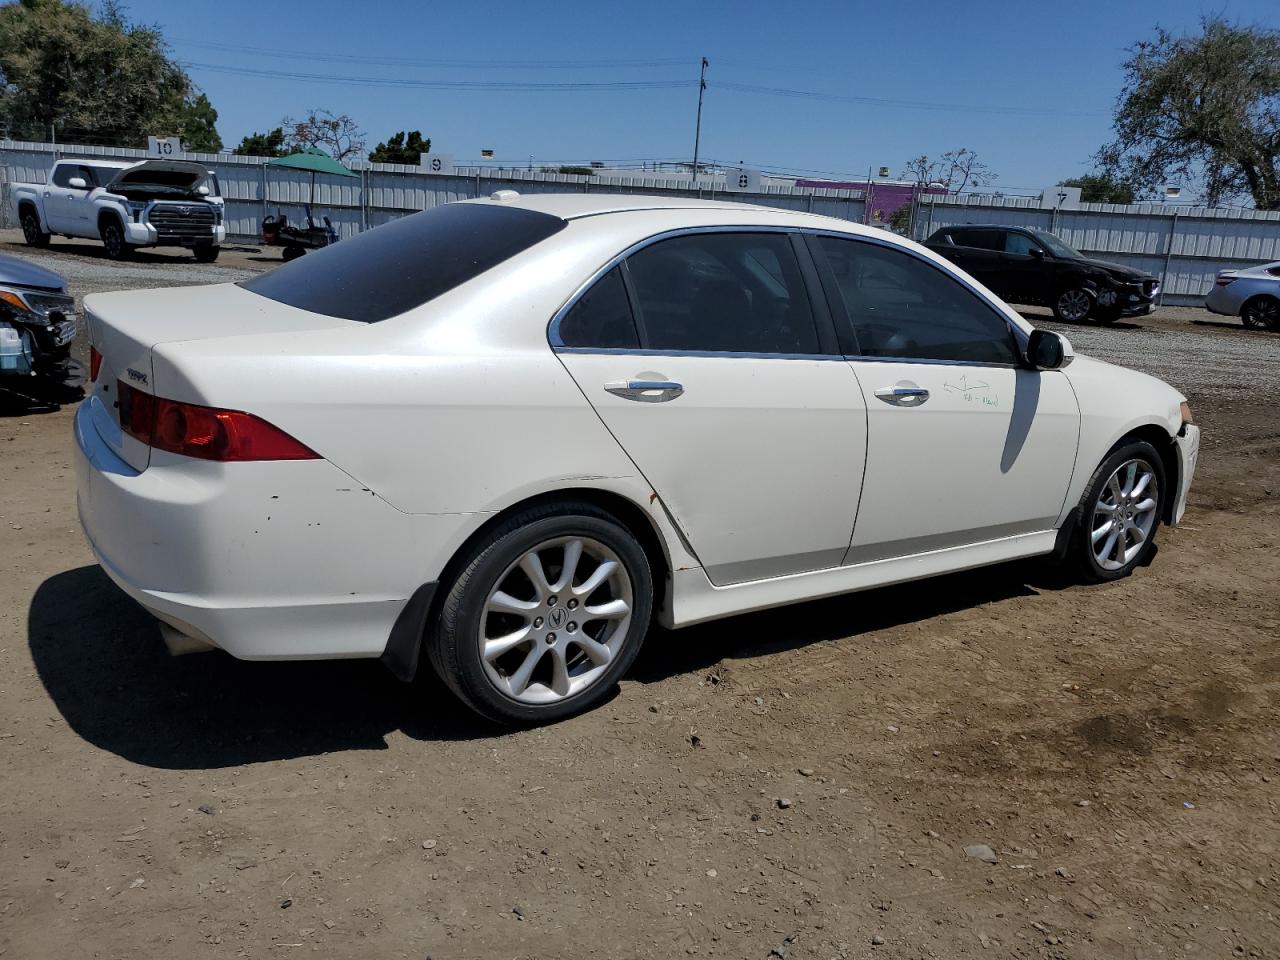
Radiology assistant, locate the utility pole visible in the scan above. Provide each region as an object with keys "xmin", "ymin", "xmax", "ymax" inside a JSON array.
[{"xmin": 691, "ymin": 57, "xmax": 708, "ymax": 182}]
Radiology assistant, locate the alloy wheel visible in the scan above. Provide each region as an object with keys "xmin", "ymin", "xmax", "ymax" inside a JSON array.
[
  {"xmin": 1091, "ymin": 459, "xmax": 1159, "ymax": 571},
  {"xmin": 21, "ymin": 213, "xmax": 41, "ymax": 245},
  {"xmin": 1057, "ymin": 289, "xmax": 1092, "ymax": 323},
  {"xmin": 1242, "ymin": 298, "xmax": 1278, "ymax": 330},
  {"xmin": 479, "ymin": 535, "xmax": 633, "ymax": 705}
]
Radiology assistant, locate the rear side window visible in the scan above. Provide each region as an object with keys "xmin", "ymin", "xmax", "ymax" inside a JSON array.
[
  {"xmin": 241, "ymin": 203, "xmax": 567, "ymax": 323},
  {"xmin": 625, "ymin": 233, "xmax": 820, "ymax": 354},
  {"xmin": 817, "ymin": 236, "xmax": 1017, "ymax": 365},
  {"xmin": 950, "ymin": 229, "xmax": 1004, "ymax": 251},
  {"xmin": 558, "ymin": 267, "xmax": 640, "ymax": 349}
]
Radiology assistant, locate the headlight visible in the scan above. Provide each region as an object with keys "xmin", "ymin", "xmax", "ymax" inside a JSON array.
[
  {"xmin": 127, "ymin": 200, "xmax": 148, "ymax": 222},
  {"xmin": 0, "ymin": 288, "xmax": 37, "ymax": 320}
]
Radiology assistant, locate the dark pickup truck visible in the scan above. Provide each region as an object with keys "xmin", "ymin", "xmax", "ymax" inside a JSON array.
[{"xmin": 924, "ymin": 224, "xmax": 1159, "ymax": 324}]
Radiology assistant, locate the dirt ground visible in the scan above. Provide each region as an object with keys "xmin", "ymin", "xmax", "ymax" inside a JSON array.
[{"xmin": 1, "ymin": 231, "xmax": 1279, "ymax": 959}]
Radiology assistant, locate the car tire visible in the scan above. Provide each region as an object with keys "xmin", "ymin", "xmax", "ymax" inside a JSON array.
[
  {"xmin": 100, "ymin": 220, "xmax": 131, "ymax": 260},
  {"xmin": 193, "ymin": 243, "xmax": 220, "ymax": 263},
  {"xmin": 1053, "ymin": 287, "xmax": 1094, "ymax": 323},
  {"xmin": 1067, "ymin": 439, "xmax": 1167, "ymax": 583},
  {"xmin": 426, "ymin": 501, "xmax": 653, "ymax": 725},
  {"xmin": 1241, "ymin": 295, "xmax": 1279, "ymax": 331},
  {"xmin": 20, "ymin": 208, "xmax": 50, "ymax": 247}
]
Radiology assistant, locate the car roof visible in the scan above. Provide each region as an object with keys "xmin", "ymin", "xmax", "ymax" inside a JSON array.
[
  {"xmin": 462, "ymin": 192, "xmax": 908, "ymax": 240},
  {"xmin": 58, "ymin": 158, "xmax": 133, "ymax": 169}
]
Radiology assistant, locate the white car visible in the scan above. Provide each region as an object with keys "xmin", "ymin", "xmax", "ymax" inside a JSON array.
[{"xmin": 74, "ymin": 193, "xmax": 1200, "ymax": 723}]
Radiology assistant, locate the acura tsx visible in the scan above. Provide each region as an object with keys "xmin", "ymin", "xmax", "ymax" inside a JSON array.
[{"xmin": 75, "ymin": 193, "xmax": 1200, "ymax": 723}]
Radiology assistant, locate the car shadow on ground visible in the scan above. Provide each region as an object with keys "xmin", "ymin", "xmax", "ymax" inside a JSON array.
[
  {"xmin": 1191, "ymin": 319, "xmax": 1256, "ymax": 333},
  {"xmin": 28, "ymin": 565, "xmax": 497, "ymax": 770},
  {"xmin": 31, "ymin": 561, "xmax": 1070, "ymax": 769},
  {"xmin": 631, "ymin": 559, "xmax": 1064, "ymax": 685},
  {"xmin": 1015, "ymin": 307, "xmax": 1143, "ymax": 331}
]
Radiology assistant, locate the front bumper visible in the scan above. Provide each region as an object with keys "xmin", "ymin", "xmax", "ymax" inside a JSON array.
[
  {"xmin": 1172, "ymin": 423, "xmax": 1200, "ymax": 524},
  {"xmin": 123, "ymin": 222, "xmax": 225, "ymax": 249},
  {"xmin": 73, "ymin": 402, "xmax": 469, "ymax": 661}
]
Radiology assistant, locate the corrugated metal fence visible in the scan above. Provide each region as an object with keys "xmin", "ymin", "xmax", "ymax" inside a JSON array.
[{"xmin": 5, "ymin": 138, "xmax": 1279, "ymax": 306}]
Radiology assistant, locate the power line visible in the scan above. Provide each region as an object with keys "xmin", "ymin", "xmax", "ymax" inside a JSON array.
[
  {"xmin": 172, "ymin": 38, "xmax": 691, "ymax": 70},
  {"xmin": 714, "ymin": 81, "xmax": 1107, "ymax": 118},
  {"xmin": 181, "ymin": 60, "xmax": 691, "ymax": 91}
]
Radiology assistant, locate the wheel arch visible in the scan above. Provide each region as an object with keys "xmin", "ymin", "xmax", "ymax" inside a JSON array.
[
  {"xmin": 1108, "ymin": 423, "xmax": 1181, "ymax": 525},
  {"xmin": 97, "ymin": 208, "xmax": 125, "ymax": 234},
  {"xmin": 17, "ymin": 198, "xmax": 39, "ymax": 220},
  {"xmin": 383, "ymin": 485, "xmax": 676, "ymax": 683}
]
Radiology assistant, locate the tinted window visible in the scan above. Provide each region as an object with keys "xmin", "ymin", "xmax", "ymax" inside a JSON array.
[
  {"xmin": 50, "ymin": 164, "xmax": 91, "ymax": 188},
  {"xmin": 242, "ymin": 203, "xmax": 567, "ymax": 323},
  {"xmin": 559, "ymin": 267, "xmax": 640, "ymax": 348},
  {"xmin": 626, "ymin": 233, "xmax": 819, "ymax": 354},
  {"xmin": 950, "ymin": 229, "xmax": 1003, "ymax": 251},
  {"xmin": 817, "ymin": 237, "xmax": 1017, "ymax": 365},
  {"xmin": 1005, "ymin": 232, "xmax": 1042, "ymax": 256}
]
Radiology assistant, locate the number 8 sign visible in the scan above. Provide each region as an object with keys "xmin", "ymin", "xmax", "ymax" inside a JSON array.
[
  {"xmin": 420, "ymin": 153, "xmax": 454, "ymax": 176},
  {"xmin": 724, "ymin": 168, "xmax": 761, "ymax": 193}
]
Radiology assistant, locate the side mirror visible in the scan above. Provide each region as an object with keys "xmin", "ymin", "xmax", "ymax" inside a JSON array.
[
  {"xmin": 1026, "ymin": 329, "xmax": 1073, "ymax": 370},
  {"xmin": 197, "ymin": 185, "xmax": 210, "ymax": 196},
  {"xmin": 67, "ymin": 177, "xmax": 87, "ymax": 189},
  {"xmin": 1028, "ymin": 247, "xmax": 1045, "ymax": 260}
]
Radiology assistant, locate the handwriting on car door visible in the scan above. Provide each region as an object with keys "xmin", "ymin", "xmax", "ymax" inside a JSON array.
[{"xmin": 944, "ymin": 374, "xmax": 999, "ymax": 408}]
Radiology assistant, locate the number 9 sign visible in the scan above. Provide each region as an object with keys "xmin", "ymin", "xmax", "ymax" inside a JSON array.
[{"xmin": 420, "ymin": 153, "xmax": 454, "ymax": 176}]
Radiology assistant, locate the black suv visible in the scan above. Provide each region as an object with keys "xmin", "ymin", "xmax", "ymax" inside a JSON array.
[{"xmin": 924, "ymin": 225, "xmax": 1159, "ymax": 324}]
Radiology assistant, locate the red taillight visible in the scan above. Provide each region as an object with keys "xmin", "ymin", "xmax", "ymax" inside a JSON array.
[
  {"xmin": 117, "ymin": 381, "xmax": 319, "ymax": 462},
  {"xmin": 89, "ymin": 346, "xmax": 102, "ymax": 382},
  {"xmin": 1215, "ymin": 275, "xmax": 1236, "ymax": 286}
]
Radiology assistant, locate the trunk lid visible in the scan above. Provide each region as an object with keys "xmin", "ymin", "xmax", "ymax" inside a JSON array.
[{"xmin": 84, "ymin": 283, "xmax": 353, "ymax": 471}]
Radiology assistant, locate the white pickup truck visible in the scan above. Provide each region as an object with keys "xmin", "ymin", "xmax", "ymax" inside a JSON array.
[{"xmin": 12, "ymin": 158, "xmax": 226, "ymax": 262}]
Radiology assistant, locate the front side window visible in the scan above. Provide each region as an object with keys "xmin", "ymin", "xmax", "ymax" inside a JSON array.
[
  {"xmin": 625, "ymin": 232, "xmax": 820, "ymax": 354},
  {"xmin": 817, "ymin": 236, "xmax": 1017, "ymax": 365},
  {"xmin": 1005, "ymin": 232, "xmax": 1042, "ymax": 256},
  {"xmin": 558, "ymin": 266, "xmax": 640, "ymax": 349},
  {"xmin": 50, "ymin": 164, "xmax": 83, "ymax": 188}
]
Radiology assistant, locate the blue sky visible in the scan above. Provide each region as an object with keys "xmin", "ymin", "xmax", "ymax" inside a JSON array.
[{"xmin": 121, "ymin": 0, "xmax": 1276, "ymax": 194}]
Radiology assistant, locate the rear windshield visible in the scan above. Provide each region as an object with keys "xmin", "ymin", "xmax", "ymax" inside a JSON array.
[{"xmin": 240, "ymin": 203, "xmax": 568, "ymax": 323}]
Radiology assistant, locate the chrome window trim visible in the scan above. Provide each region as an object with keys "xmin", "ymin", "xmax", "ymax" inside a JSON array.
[
  {"xmin": 554, "ymin": 346, "xmax": 842, "ymax": 362},
  {"xmin": 548, "ymin": 224, "xmax": 830, "ymax": 358},
  {"xmin": 548, "ymin": 222, "xmax": 1032, "ymax": 365}
]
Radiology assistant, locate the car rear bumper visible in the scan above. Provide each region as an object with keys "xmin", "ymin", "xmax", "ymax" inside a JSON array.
[
  {"xmin": 73, "ymin": 402, "xmax": 470, "ymax": 661},
  {"xmin": 1172, "ymin": 424, "xmax": 1200, "ymax": 525},
  {"xmin": 1203, "ymin": 285, "xmax": 1241, "ymax": 316}
]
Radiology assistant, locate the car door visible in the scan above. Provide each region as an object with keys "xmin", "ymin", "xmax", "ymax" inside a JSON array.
[
  {"xmin": 948, "ymin": 228, "xmax": 1008, "ymax": 295},
  {"xmin": 1003, "ymin": 230, "xmax": 1054, "ymax": 305},
  {"xmin": 808, "ymin": 234, "xmax": 1079, "ymax": 562},
  {"xmin": 44, "ymin": 164, "xmax": 94, "ymax": 234},
  {"xmin": 552, "ymin": 230, "xmax": 868, "ymax": 586}
]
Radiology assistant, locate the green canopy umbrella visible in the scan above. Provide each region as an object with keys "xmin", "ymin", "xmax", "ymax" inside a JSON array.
[{"xmin": 266, "ymin": 147, "xmax": 359, "ymax": 209}]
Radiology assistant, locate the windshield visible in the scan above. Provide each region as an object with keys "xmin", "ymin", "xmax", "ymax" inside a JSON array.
[
  {"xmin": 240, "ymin": 202, "xmax": 567, "ymax": 323},
  {"xmin": 1032, "ymin": 230, "xmax": 1082, "ymax": 259}
]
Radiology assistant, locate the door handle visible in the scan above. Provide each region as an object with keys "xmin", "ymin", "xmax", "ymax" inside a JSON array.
[
  {"xmin": 604, "ymin": 379, "xmax": 684, "ymax": 403},
  {"xmin": 874, "ymin": 385, "xmax": 930, "ymax": 407}
]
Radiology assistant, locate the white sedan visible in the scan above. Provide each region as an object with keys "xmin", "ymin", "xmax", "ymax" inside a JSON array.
[{"xmin": 75, "ymin": 193, "xmax": 1200, "ymax": 723}]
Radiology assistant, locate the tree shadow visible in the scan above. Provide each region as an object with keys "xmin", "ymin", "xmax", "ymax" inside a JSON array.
[
  {"xmin": 632, "ymin": 558, "xmax": 1070, "ymax": 684},
  {"xmin": 28, "ymin": 566, "xmax": 498, "ymax": 770}
]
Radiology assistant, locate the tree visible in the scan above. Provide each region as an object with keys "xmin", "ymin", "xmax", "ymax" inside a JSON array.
[
  {"xmin": 1099, "ymin": 18, "xmax": 1280, "ymax": 209},
  {"xmin": 282, "ymin": 109, "xmax": 365, "ymax": 161},
  {"xmin": 0, "ymin": 0, "xmax": 220, "ymax": 149},
  {"xmin": 232, "ymin": 127, "xmax": 295, "ymax": 157},
  {"xmin": 900, "ymin": 148, "xmax": 995, "ymax": 193},
  {"xmin": 172, "ymin": 92, "xmax": 222, "ymax": 153},
  {"xmin": 1058, "ymin": 173, "xmax": 1136, "ymax": 204},
  {"xmin": 368, "ymin": 130, "xmax": 431, "ymax": 164}
]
